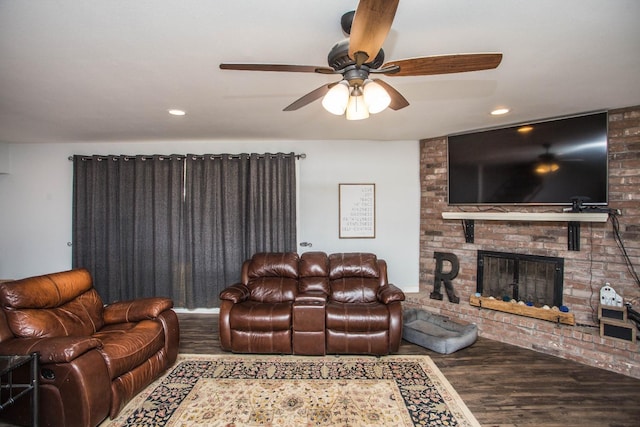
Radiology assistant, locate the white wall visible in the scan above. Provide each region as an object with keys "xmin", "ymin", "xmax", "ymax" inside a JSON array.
[
  {"xmin": 0, "ymin": 139, "xmax": 420, "ymax": 295},
  {"xmin": 0, "ymin": 143, "xmax": 10, "ymax": 174},
  {"xmin": 296, "ymin": 140, "xmax": 420, "ymax": 291}
]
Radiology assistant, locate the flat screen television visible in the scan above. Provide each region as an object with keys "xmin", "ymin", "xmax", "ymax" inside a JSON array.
[{"xmin": 447, "ymin": 111, "xmax": 608, "ymax": 206}]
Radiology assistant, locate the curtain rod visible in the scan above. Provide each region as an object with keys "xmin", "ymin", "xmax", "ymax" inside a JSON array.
[{"xmin": 68, "ymin": 153, "xmax": 306, "ymax": 161}]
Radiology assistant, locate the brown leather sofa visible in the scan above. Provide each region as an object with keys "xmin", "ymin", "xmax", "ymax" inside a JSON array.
[
  {"xmin": 219, "ymin": 252, "xmax": 405, "ymax": 355},
  {"xmin": 0, "ymin": 268, "xmax": 180, "ymax": 427}
]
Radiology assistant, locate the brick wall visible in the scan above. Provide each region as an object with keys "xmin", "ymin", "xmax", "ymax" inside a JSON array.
[{"xmin": 412, "ymin": 105, "xmax": 640, "ymax": 378}]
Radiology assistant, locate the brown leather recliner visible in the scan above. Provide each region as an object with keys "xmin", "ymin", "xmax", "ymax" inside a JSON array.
[
  {"xmin": 325, "ymin": 252, "xmax": 404, "ymax": 355},
  {"xmin": 219, "ymin": 252, "xmax": 300, "ymax": 353},
  {"xmin": 0, "ymin": 268, "xmax": 180, "ymax": 427},
  {"xmin": 219, "ymin": 251, "xmax": 405, "ymax": 356}
]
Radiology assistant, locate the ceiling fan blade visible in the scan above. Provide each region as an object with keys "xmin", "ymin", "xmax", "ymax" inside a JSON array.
[
  {"xmin": 372, "ymin": 79, "xmax": 409, "ymax": 110},
  {"xmin": 381, "ymin": 53, "xmax": 503, "ymax": 77},
  {"xmin": 220, "ymin": 63, "xmax": 335, "ymax": 74},
  {"xmin": 349, "ymin": 0, "xmax": 399, "ymax": 66},
  {"xmin": 283, "ymin": 83, "xmax": 337, "ymax": 111}
]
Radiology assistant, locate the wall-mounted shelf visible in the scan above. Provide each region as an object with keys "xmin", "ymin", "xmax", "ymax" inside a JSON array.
[
  {"xmin": 470, "ymin": 295, "xmax": 575, "ymax": 325},
  {"xmin": 442, "ymin": 211, "xmax": 609, "ymax": 251},
  {"xmin": 441, "ymin": 212, "xmax": 608, "ymax": 222}
]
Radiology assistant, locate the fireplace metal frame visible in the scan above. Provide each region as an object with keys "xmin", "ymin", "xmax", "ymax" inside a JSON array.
[{"xmin": 477, "ymin": 250, "xmax": 565, "ymax": 307}]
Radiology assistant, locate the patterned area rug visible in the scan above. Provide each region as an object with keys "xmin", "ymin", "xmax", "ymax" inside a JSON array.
[{"xmin": 101, "ymin": 354, "xmax": 479, "ymax": 427}]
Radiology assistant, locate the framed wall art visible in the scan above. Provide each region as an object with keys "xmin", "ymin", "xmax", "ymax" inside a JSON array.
[{"xmin": 339, "ymin": 183, "xmax": 375, "ymax": 238}]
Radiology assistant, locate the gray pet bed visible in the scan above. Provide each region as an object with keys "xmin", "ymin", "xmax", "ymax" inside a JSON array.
[{"xmin": 403, "ymin": 308, "xmax": 477, "ymax": 354}]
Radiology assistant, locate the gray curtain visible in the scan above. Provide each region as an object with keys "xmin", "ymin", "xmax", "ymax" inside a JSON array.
[
  {"xmin": 182, "ymin": 153, "xmax": 297, "ymax": 307},
  {"xmin": 72, "ymin": 152, "xmax": 297, "ymax": 308}
]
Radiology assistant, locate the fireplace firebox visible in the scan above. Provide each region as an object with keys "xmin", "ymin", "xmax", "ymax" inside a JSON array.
[{"xmin": 477, "ymin": 251, "xmax": 564, "ymax": 307}]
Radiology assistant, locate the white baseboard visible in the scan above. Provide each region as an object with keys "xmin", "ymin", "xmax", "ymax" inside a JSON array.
[{"xmin": 173, "ymin": 307, "xmax": 219, "ymax": 314}]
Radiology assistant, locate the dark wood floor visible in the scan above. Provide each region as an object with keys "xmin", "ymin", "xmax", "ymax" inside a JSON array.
[{"xmin": 178, "ymin": 313, "xmax": 640, "ymax": 427}]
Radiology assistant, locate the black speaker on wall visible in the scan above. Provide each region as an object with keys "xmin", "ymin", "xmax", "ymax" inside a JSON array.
[
  {"xmin": 598, "ymin": 305, "xmax": 627, "ymax": 321},
  {"xmin": 600, "ymin": 319, "xmax": 636, "ymax": 343}
]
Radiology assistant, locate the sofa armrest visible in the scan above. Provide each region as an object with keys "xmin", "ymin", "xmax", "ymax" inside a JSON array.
[
  {"xmin": 377, "ymin": 284, "xmax": 405, "ymax": 304},
  {"xmin": 0, "ymin": 336, "xmax": 102, "ymax": 364},
  {"xmin": 103, "ymin": 297, "xmax": 174, "ymax": 324},
  {"xmin": 219, "ymin": 283, "xmax": 251, "ymax": 303}
]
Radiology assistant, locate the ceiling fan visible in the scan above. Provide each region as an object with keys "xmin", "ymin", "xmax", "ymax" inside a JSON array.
[
  {"xmin": 535, "ymin": 144, "xmax": 561, "ymax": 174},
  {"xmin": 220, "ymin": 0, "xmax": 503, "ymax": 120},
  {"xmin": 534, "ymin": 143, "xmax": 586, "ymax": 174}
]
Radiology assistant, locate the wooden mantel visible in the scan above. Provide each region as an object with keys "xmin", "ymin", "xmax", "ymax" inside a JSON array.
[
  {"xmin": 441, "ymin": 211, "xmax": 609, "ymax": 250},
  {"xmin": 441, "ymin": 211, "xmax": 609, "ymax": 222}
]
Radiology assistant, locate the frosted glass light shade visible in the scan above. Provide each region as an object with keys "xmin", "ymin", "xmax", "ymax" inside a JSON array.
[
  {"xmin": 321, "ymin": 81, "xmax": 350, "ymax": 115},
  {"xmin": 346, "ymin": 88, "xmax": 369, "ymax": 121},
  {"xmin": 363, "ymin": 80, "xmax": 391, "ymax": 114}
]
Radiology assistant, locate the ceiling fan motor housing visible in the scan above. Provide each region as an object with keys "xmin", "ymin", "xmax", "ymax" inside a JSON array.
[
  {"xmin": 327, "ymin": 39, "xmax": 385, "ymax": 72},
  {"xmin": 343, "ymin": 67, "xmax": 371, "ymax": 87}
]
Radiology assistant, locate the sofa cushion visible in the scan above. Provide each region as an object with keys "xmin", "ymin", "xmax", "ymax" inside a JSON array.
[
  {"xmin": 246, "ymin": 252, "xmax": 299, "ymax": 303},
  {"xmin": 328, "ymin": 253, "xmax": 379, "ymax": 280},
  {"xmin": 0, "ymin": 268, "xmax": 105, "ymax": 338},
  {"xmin": 3, "ymin": 289, "xmax": 104, "ymax": 338},
  {"xmin": 0, "ymin": 268, "xmax": 94, "ymax": 308},
  {"xmin": 329, "ymin": 278, "xmax": 380, "ymax": 303},
  {"xmin": 247, "ymin": 252, "xmax": 299, "ymax": 279},
  {"xmin": 93, "ymin": 320, "xmax": 165, "ymax": 380},
  {"xmin": 326, "ymin": 302, "xmax": 390, "ymax": 331},
  {"xmin": 328, "ymin": 253, "xmax": 381, "ymax": 303},
  {"xmin": 229, "ymin": 301, "xmax": 291, "ymax": 331},
  {"xmin": 249, "ymin": 278, "xmax": 298, "ymax": 303}
]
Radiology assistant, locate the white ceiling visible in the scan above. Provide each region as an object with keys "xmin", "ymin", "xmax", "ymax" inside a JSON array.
[{"xmin": 1, "ymin": 0, "xmax": 639, "ymax": 144}]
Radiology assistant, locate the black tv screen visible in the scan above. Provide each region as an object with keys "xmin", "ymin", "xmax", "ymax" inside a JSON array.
[{"xmin": 447, "ymin": 112, "xmax": 608, "ymax": 206}]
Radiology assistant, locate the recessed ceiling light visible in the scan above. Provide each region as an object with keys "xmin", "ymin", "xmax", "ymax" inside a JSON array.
[
  {"xmin": 491, "ymin": 108, "xmax": 510, "ymax": 116},
  {"xmin": 168, "ymin": 109, "xmax": 186, "ymax": 116}
]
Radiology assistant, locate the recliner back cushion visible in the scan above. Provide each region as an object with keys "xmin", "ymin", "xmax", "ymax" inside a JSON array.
[
  {"xmin": 329, "ymin": 278, "xmax": 380, "ymax": 303},
  {"xmin": 248, "ymin": 277, "xmax": 298, "ymax": 303},
  {"xmin": 247, "ymin": 252, "xmax": 299, "ymax": 280},
  {"xmin": 329, "ymin": 253, "xmax": 379, "ymax": 280},
  {"xmin": 0, "ymin": 269, "xmax": 105, "ymax": 338},
  {"xmin": 247, "ymin": 252, "xmax": 299, "ymax": 303},
  {"xmin": 329, "ymin": 253, "xmax": 380, "ymax": 303}
]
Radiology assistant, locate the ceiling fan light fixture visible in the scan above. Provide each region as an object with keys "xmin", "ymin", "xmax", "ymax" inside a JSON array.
[
  {"xmin": 363, "ymin": 79, "xmax": 391, "ymax": 114},
  {"xmin": 534, "ymin": 144, "xmax": 559, "ymax": 174},
  {"xmin": 322, "ymin": 81, "xmax": 350, "ymax": 115},
  {"xmin": 534, "ymin": 162, "xmax": 560, "ymax": 174},
  {"xmin": 346, "ymin": 86, "xmax": 369, "ymax": 121}
]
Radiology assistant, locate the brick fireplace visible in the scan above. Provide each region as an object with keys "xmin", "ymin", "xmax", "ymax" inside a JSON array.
[{"xmin": 411, "ymin": 105, "xmax": 640, "ymax": 379}]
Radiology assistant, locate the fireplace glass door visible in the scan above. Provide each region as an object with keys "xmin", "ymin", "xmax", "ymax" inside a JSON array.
[{"xmin": 477, "ymin": 251, "xmax": 564, "ymax": 307}]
